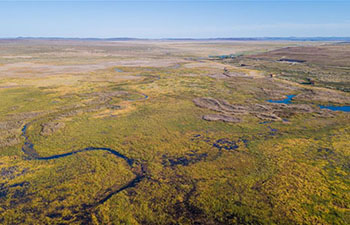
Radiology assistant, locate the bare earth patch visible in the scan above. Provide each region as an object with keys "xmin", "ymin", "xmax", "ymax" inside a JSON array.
[
  {"xmin": 202, "ymin": 114, "xmax": 241, "ymax": 123},
  {"xmin": 40, "ymin": 122, "xmax": 65, "ymax": 136},
  {"xmin": 193, "ymin": 97, "xmax": 331, "ymax": 122}
]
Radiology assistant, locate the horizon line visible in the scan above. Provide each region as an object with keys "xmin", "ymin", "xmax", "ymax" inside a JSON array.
[{"xmin": 1, "ymin": 36, "xmax": 350, "ymax": 41}]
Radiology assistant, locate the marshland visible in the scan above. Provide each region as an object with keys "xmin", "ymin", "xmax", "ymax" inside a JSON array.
[{"xmin": 0, "ymin": 39, "xmax": 350, "ymax": 224}]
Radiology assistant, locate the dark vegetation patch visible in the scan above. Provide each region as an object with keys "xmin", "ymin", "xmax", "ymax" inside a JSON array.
[
  {"xmin": 317, "ymin": 147, "xmax": 335, "ymax": 158},
  {"xmin": 162, "ymin": 151, "xmax": 208, "ymax": 167},
  {"xmin": 0, "ymin": 167, "xmax": 29, "ymax": 180},
  {"xmin": 191, "ymin": 134, "xmax": 249, "ymax": 153},
  {"xmin": 0, "ymin": 181, "xmax": 31, "ymax": 204},
  {"xmin": 171, "ymin": 180, "xmax": 206, "ymax": 223},
  {"xmin": 0, "ymin": 183, "xmax": 8, "ymax": 198},
  {"xmin": 213, "ymin": 139, "xmax": 239, "ymax": 151}
]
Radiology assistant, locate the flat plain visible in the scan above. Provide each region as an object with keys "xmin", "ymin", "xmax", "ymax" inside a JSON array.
[{"xmin": 0, "ymin": 39, "xmax": 349, "ymax": 224}]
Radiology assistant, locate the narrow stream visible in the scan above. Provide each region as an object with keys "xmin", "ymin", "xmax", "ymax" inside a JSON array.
[
  {"xmin": 19, "ymin": 92, "xmax": 150, "ymax": 214},
  {"xmin": 21, "ymin": 123, "xmax": 144, "ymax": 210}
]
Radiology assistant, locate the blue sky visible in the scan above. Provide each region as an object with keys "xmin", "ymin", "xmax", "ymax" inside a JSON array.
[{"xmin": 0, "ymin": 1, "xmax": 349, "ymax": 38}]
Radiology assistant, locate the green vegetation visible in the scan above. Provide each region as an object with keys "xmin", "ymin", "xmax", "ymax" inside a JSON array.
[{"xmin": 0, "ymin": 40, "xmax": 349, "ymax": 224}]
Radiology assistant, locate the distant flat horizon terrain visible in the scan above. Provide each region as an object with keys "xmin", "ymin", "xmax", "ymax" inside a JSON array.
[{"xmin": 2, "ymin": 37, "xmax": 350, "ymax": 41}]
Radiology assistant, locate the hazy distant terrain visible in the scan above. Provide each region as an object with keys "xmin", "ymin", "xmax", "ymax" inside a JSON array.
[{"xmin": 0, "ymin": 40, "xmax": 349, "ymax": 224}]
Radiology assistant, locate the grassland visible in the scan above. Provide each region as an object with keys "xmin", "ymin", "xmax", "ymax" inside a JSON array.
[
  {"xmin": 0, "ymin": 40, "xmax": 349, "ymax": 224},
  {"xmin": 228, "ymin": 43, "xmax": 350, "ymax": 92}
]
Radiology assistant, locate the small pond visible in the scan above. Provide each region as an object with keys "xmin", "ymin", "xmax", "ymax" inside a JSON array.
[
  {"xmin": 318, "ymin": 105, "xmax": 350, "ymax": 112},
  {"xmin": 267, "ymin": 95, "xmax": 296, "ymax": 104},
  {"xmin": 267, "ymin": 95, "xmax": 350, "ymax": 112}
]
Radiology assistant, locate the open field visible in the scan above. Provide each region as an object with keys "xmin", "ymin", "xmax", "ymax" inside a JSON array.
[
  {"xmin": 0, "ymin": 40, "xmax": 349, "ymax": 224},
  {"xmin": 228, "ymin": 42, "xmax": 350, "ymax": 92}
]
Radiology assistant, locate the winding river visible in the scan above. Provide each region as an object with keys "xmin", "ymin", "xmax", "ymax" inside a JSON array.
[
  {"xmin": 19, "ymin": 91, "xmax": 150, "ymax": 217},
  {"xmin": 21, "ymin": 123, "xmax": 144, "ymax": 208}
]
